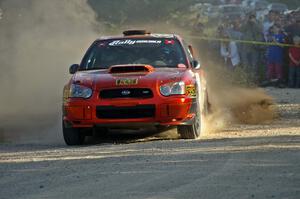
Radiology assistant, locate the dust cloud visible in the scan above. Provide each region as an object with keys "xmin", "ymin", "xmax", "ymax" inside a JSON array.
[
  {"xmin": 0, "ymin": 0, "xmax": 100, "ymax": 143},
  {"xmin": 202, "ymin": 64, "xmax": 277, "ymax": 136}
]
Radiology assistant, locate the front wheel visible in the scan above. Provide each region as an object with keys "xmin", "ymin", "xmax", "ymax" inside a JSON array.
[
  {"xmin": 177, "ymin": 78, "xmax": 209, "ymax": 139},
  {"xmin": 177, "ymin": 110, "xmax": 201, "ymax": 139},
  {"xmin": 63, "ymin": 122, "xmax": 85, "ymax": 146}
]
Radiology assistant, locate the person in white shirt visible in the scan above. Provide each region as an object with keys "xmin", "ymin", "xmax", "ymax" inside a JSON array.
[{"xmin": 220, "ymin": 35, "xmax": 241, "ymax": 70}]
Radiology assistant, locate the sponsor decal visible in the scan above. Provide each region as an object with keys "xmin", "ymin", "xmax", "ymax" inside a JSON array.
[
  {"xmin": 109, "ymin": 40, "xmax": 162, "ymax": 46},
  {"xmin": 116, "ymin": 78, "xmax": 138, "ymax": 86},
  {"xmin": 63, "ymin": 86, "xmax": 70, "ymax": 103},
  {"xmin": 186, "ymin": 85, "xmax": 196, "ymax": 97}
]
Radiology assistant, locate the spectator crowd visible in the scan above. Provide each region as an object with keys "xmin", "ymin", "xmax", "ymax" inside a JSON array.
[{"xmin": 195, "ymin": 9, "xmax": 300, "ymax": 88}]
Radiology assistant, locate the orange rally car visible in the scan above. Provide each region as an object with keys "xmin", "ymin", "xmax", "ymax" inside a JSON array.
[{"xmin": 62, "ymin": 30, "xmax": 209, "ymax": 145}]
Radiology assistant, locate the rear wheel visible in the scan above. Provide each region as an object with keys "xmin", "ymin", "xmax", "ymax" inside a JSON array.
[{"xmin": 63, "ymin": 122, "xmax": 85, "ymax": 146}]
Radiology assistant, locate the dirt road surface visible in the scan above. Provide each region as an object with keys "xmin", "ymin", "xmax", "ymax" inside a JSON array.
[{"xmin": 0, "ymin": 88, "xmax": 299, "ymax": 199}]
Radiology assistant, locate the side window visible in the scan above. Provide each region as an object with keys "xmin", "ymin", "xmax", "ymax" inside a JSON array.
[
  {"xmin": 86, "ymin": 51, "xmax": 96, "ymax": 69},
  {"xmin": 182, "ymin": 40, "xmax": 194, "ymax": 63},
  {"xmin": 80, "ymin": 42, "xmax": 98, "ymax": 70}
]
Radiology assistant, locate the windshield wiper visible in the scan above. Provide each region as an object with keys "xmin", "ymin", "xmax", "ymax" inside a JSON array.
[
  {"xmin": 93, "ymin": 67, "xmax": 108, "ymax": 70},
  {"xmin": 81, "ymin": 67, "xmax": 108, "ymax": 71},
  {"xmin": 155, "ymin": 65, "xmax": 178, "ymax": 68}
]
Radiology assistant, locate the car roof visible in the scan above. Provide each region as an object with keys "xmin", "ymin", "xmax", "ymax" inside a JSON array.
[{"xmin": 98, "ymin": 33, "xmax": 178, "ymax": 41}]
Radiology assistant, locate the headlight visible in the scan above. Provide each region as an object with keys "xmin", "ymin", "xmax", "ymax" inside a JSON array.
[
  {"xmin": 69, "ymin": 84, "xmax": 93, "ymax": 99},
  {"xmin": 160, "ymin": 81, "xmax": 185, "ymax": 96}
]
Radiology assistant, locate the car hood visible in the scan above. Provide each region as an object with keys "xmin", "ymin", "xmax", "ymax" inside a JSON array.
[{"xmin": 72, "ymin": 67, "xmax": 188, "ymax": 90}]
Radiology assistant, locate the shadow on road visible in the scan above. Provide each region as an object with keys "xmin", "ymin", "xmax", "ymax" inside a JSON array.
[{"xmin": 85, "ymin": 126, "xmax": 179, "ymax": 145}]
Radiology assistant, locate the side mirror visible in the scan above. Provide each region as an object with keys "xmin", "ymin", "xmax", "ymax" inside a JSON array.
[
  {"xmin": 69, "ymin": 64, "xmax": 79, "ymax": 74},
  {"xmin": 192, "ymin": 60, "xmax": 201, "ymax": 70}
]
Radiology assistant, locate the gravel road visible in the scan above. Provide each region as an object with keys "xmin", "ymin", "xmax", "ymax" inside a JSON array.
[{"xmin": 0, "ymin": 88, "xmax": 299, "ymax": 199}]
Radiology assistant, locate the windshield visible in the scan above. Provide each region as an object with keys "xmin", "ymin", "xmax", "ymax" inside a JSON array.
[{"xmin": 80, "ymin": 38, "xmax": 188, "ymax": 70}]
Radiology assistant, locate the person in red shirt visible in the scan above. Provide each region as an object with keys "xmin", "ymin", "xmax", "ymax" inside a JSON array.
[{"xmin": 288, "ymin": 36, "xmax": 300, "ymax": 88}]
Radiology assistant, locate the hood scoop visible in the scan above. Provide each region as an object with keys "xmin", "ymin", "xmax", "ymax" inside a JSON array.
[{"xmin": 109, "ymin": 64, "xmax": 155, "ymax": 74}]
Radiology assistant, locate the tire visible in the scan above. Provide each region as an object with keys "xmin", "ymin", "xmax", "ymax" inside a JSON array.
[
  {"xmin": 177, "ymin": 109, "xmax": 201, "ymax": 139},
  {"xmin": 63, "ymin": 122, "xmax": 85, "ymax": 146},
  {"xmin": 177, "ymin": 74, "xmax": 209, "ymax": 139},
  {"xmin": 177, "ymin": 87, "xmax": 202, "ymax": 139}
]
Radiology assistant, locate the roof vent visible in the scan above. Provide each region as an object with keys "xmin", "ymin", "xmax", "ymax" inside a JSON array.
[{"xmin": 123, "ymin": 30, "xmax": 151, "ymax": 36}]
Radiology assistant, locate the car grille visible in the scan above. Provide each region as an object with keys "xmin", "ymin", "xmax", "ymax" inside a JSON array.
[
  {"xmin": 96, "ymin": 105, "xmax": 155, "ymax": 119},
  {"xmin": 99, "ymin": 88, "xmax": 153, "ymax": 99}
]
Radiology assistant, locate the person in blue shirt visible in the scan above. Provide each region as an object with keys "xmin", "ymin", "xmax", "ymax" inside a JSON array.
[{"xmin": 266, "ymin": 25, "xmax": 286, "ymax": 84}]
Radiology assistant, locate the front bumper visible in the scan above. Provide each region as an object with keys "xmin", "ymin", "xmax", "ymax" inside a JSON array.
[{"xmin": 63, "ymin": 96, "xmax": 196, "ymax": 128}]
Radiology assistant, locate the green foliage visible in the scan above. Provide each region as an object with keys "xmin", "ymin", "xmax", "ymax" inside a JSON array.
[{"xmin": 88, "ymin": 0, "xmax": 196, "ymax": 26}]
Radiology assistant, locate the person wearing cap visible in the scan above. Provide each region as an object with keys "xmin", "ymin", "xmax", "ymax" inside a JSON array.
[{"xmin": 288, "ymin": 36, "xmax": 300, "ymax": 88}]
